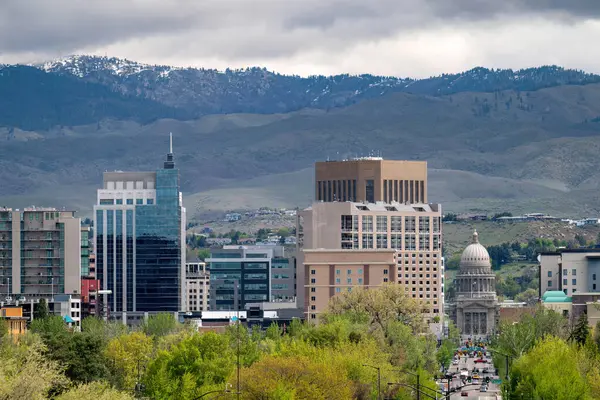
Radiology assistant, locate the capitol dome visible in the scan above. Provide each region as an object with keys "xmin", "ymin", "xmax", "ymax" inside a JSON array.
[{"xmin": 460, "ymin": 230, "xmax": 491, "ymax": 268}]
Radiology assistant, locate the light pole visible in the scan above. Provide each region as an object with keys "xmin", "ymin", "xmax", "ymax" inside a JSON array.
[
  {"xmin": 363, "ymin": 364, "xmax": 381, "ymax": 400},
  {"xmin": 394, "ymin": 369, "xmax": 421, "ymax": 400}
]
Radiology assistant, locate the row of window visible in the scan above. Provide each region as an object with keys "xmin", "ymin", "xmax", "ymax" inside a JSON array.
[
  {"xmin": 341, "ymin": 215, "xmax": 441, "ymax": 233},
  {"xmin": 99, "ymin": 198, "xmax": 154, "ymax": 205},
  {"xmin": 341, "ymin": 233, "xmax": 441, "ymax": 250}
]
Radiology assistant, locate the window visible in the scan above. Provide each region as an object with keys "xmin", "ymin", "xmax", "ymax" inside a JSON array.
[
  {"xmin": 548, "ymin": 280, "xmax": 552, "ymax": 287},
  {"xmin": 362, "ymin": 216, "xmax": 373, "ymax": 232},
  {"xmin": 126, "ymin": 199, "xmax": 133, "ymax": 205},
  {"xmin": 376, "ymin": 234, "xmax": 388, "ymax": 248},
  {"xmin": 365, "ymin": 180, "xmax": 374, "ymax": 203},
  {"xmin": 311, "ymin": 296, "xmax": 316, "ymax": 301},
  {"xmin": 358, "ymin": 268, "xmax": 363, "ymax": 274},
  {"xmin": 336, "ymin": 278, "xmax": 341, "ymax": 284},
  {"xmin": 563, "ymin": 279, "xmax": 568, "ymax": 285},
  {"xmin": 594, "ymin": 284, "xmax": 597, "ymax": 290},
  {"xmin": 572, "ymin": 269, "xmax": 577, "ymax": 275},
  {"xmin": 391, "ymin": 216, "xmax": 402, "ymax": 232},
  {"xmin": 358, "ymin": 278, "xmax": 363, "ymax": 284},
  {"xmin": 383, "ymin": 278, "xmax": 388, "ymax": 283},
  {"xmin": 336, "ymin": 269, "xmax": 341, "ymax": 275},
  {"xmin": 335, "ymin": 288, "xmax": 341, "ymax": 293},
  {"xmin": 377, "ymin": 216, "xmax": 388, "ymax": 232},
  {"xmin": 311, "ymin": 288, "xmax": 316, "ymax": 293},
  {"xmin": 347, "ymin": 269, "xmax": 352, "ymax": 275},
  {"xmin": 311, "ymin": 269, "xmax": 316, "ymax": 275},
  {"xmin": 563, "ymin": 269, "xmax": 568, "ymax": 276},
  {"xmin": 547, "ymin": 271, "xmax": 552, "ymax": 277},
  {"xmin": 147, "ymin": 199, "xmax": 154, "ymax": 205},
  {"xmin": 594, "ymin": 274, "xmax": 597, "ymax": 281},
  {"xmin": 136, "ymin": 199, "xmax": 143, "ymax": 205},
  {"xmin": 116, "ymin": 199, "xmax": 123, "ymax": 204},
  {"xmin": 347, "ymin": 278, "xmax": 352, "ymax": 284},
  {"xmin": 572, "ymin": 279, "xmax": 577, "ymax": 285},
  {"xmin": 383, "ymin": 269, "xmax": 388, "ymax": 275},
  {"xmin": 99, "ymin": 199, "xmax": 114, "ymax": 205},
  {"xmin": 362, "ymin": 233, "xmax": 374, "ymax": 249},
  {"xmin": 310, "ymin": 278, "xmax": 316, "ymax": 284}
]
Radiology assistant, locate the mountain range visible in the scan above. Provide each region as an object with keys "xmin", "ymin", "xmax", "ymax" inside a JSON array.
[{"xmin": 2, "ymin": 55, "xmax": 600, "ymax": 218}]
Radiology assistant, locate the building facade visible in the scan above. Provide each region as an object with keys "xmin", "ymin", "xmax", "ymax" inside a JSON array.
[
  {"xmin": 450, "ymin": 231, "xmax": 499, "ymax": 338},
  {"xmin": 303, "ymin": 249, "xmax": 398, "ymax": 321},
  {"xmin": 0, "ymin": 208, "xmax": 81, "ymax": 301},
  {"xmin": 315, "ymin": 158, "xmax": 427, "ymax": 203},
  {"xmin": 297, "ymin": 201, "xmax": 443, "ymax": 320},
  {"xmin": 94, "ymin": 140, "xmax": 186, "ymax": 317},
  {"xmin": 185, "ymin": 261, "xmax": 210, "ymax": 312},
  {"xmin": 539, "ymin": 249, "xmax": 600, "ymax": 296}
]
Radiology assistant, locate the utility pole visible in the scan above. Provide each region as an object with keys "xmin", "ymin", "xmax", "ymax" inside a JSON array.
[{"xmin": 363, "ymin": 364, "xmax": 381, "ymax": 400}]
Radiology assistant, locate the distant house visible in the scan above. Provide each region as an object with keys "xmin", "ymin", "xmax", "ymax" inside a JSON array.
[
  {"xmin": 206, "ymin": 238, "xmax": 232, "ymax": 246},
  {"xmin": 225, "ymin": 213, "xmax": 242, "ymax": 222},
  {"xmin": 238, "ymin": 237, "xmax": 257, "ymax": 245}
]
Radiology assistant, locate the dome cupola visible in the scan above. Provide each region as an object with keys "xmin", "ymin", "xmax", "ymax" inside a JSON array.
[{"xmin": 460, "ymin": 230, "xmax": 491, "ymax": 268}]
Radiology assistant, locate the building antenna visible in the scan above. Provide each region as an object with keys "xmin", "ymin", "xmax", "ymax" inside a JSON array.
[{"xmin": 169, "ymin": 132, "xmax": 173, "ymax": 154}]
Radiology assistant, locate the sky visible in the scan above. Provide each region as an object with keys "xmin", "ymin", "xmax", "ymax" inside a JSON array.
[{"xmin": 2, "ymin": 0, "xmax": 600, "ymax": 78}]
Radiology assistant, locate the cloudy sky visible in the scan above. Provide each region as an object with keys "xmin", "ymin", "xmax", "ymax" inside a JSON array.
[{"xmin": 2, "ymin": 0, "xmax": 600, "ymax": 78}]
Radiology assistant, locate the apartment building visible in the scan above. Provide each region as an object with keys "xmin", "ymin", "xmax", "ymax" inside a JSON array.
[
  {"xmin": 94, "ymin": 137, "xmax": 186, "ymax": 321},
  {"xmin": 315, "ymin": 157, "xmax": 427, "ymax": 203},
  {"xmin": 539, "ymin": 249, "xmax": 600, "ymax": 296},
  {"xmin": 185, "ymin": 261, "xmax": 210, "ymax": 312},
  {"xmin": 304, "ymin": 249, "xmax": 398, "ymax": 321},
  {"xmin": 0, "ymin": 207, "xmax": 81, "ymax": 301},
  {"xmin": 297, "ymin": 201, "xmax": 443, "ymax": 320}
]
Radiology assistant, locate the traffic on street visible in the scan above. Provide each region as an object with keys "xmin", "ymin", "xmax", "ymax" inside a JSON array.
[{"xmin": 437, "ymin": 340, "xmax": 503, "ymax": 400}]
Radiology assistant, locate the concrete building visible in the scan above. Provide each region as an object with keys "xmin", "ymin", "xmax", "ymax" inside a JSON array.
[
  {"xmin": 94, "ymin": 135, "xmax": 186, "ymax": 322},
  {"xmin": 450, "ymin": 231, "xmax": 499, "ymax": 339},
  {"xmin": 50, "ymin": 294, "xmax": 82, "ymax": 329},
  {"xmin": 297, "ymin": 201, "xmax": 443, "ymax": 318},
  {"xmin": 0, "ymin": 207, "xmax": 81, "ymax": 302},
  {"xmin": 539, "ymin": 249, "xmax": 600, "ymax": 296},
  {"xmin": 185, "ymin": 261, "xmax": 210, "ymax": 312},
  {"xmin": 315, "ymin": 157, "xmax": 427, "ymax": 203},
  {"xmin": 0, "ymin": 306, "xmax": 27, "ymax": 340},
  {"xmin": 303, "ymin": 249, "xmax": 398, "ymax": 321}
]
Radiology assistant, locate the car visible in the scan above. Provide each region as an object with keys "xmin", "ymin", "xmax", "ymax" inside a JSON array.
[
  {"xmin": 474, "ymin": 358, "xmax": 486, "ymax": 363},
  {"xmin": 480, "ymin": 385, "xmax": 488, "ymax": 392},
  {"xmin": 452, "ymin": 360, "xmax": 459, "ymax": 365},
  {"xmin": 461, "ymin": 391, "xmax": 469, "ymax": 397}
]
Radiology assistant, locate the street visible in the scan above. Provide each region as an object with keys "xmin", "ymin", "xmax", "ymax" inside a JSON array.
[{"xmin": 446, "ymin": 352, "xmax": 501, "ymax": 400}]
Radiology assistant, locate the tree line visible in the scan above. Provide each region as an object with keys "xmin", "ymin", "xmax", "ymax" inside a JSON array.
[{"xmin": 0, "ymin": 285, "xmax": 457, "ymax": 400}]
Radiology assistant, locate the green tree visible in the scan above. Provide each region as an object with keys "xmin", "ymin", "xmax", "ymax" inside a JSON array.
[
  {"xmin": 56, "ymin": 382, "xmax": 134, "ymax": 400},
  {"xmin": 105, "ymin": 331, "xmax": 153, "ymax": 390},
  {"xmin": 508, "ymin": 336, "xmax": 589, "ymax": 399},
  {"xmin": 515, "ymin": 288, "xmax": 539, "ymax": 306},
  {"xmin": 34, "ymin": 298, "xmax": 49, "ymax": 320},
  {"xmin": 142, "ymin": 313, "xmax": 180, "ymax": 338},
  {"xmin": 197, "ymin": 249, "xmax": 210, "ymax": 261},
  {"xmin": 571, "ymin": 314, "xmax": 590, "ymax": 346}
]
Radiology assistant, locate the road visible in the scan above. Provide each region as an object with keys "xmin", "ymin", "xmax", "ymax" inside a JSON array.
[{"xmin": 446, "ymin": 354, "xmax": 501, "ymax": 400}]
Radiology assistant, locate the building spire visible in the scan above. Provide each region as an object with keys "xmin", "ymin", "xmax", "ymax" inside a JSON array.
[
  {"xmin": 163, "ymin": 132, "xmax": 175, "ymax": 169},
  {"xmin": 472, "ymin": 229, "xmax": 479, "ymax": 244}
]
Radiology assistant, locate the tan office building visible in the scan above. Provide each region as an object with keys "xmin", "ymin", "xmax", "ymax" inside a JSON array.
[
  {"xmin": 297, "ymin": 201, "xmax": 443, "ymax": 321},
  {"xmin": 185, "ymin": 262, "xmax": 210, "ymax": 312},
  {"xmin": 315, "ymin": 157, "xmax": 427, "ymax": 203},
  {"xmin": 0, "ymin": 207, "xmax": 81, "ymax": 300},
  {"xmin": 304, "ymin": 249, "xmax": 398, "ymax": 320}
]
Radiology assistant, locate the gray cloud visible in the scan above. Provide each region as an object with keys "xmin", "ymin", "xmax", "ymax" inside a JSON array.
[{"xmin": 1, "ymin": 0, "xmax": 600, "ymax": 75}]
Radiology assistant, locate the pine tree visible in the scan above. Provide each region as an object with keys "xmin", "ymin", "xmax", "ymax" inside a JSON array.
[
  {"xmin": 570, "ymin": 313, "xmax": 590, "ymax": 346},
  {"xmin": 34, "ymin": 298, "xmax": 49, "ymax": 320}
]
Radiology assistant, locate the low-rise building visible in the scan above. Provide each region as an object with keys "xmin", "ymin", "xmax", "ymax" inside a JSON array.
[
  {"xmin": 0, "ymin": 306, "xmax": 27, "ymax": 339},
  {"xmin": 539, "ymin": 249, "xmax": 600, "ymax": 296}
]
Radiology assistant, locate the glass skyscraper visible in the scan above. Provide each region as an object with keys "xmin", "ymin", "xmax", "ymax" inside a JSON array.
[{"xmin": 94, "ymin": 138, "xmax": 186, "ymax": 318}]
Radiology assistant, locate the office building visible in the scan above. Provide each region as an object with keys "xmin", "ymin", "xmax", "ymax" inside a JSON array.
[
  {"xmin": 0, "ymin": 207, "xmax": 81, "ymax": 301},
  {"xmin": 315, "ymin": 157, "xmax": 427, "ymax": 203},
  {"xmin": 208, "ymin": 246, "xmax": 274, "ymax": 311},
  {"xmin": 303, "ymin": 249, "xmax": 398, "ymax": 321},
  {"xmin": 185, "ymin": 261, "xmax": 210, "ymax": 312},
  {"xmin": 81, "ymin": 225, "xmax": 92, "ymax": 278},
  {"xmin": 297, "ymin": 201, "xmax": 443, "ymax": 320},
  {"xmin": 539, "ymin": 249, "xmax": 600, "ymax": 296},
  {"xmin": 94, "ymin": 135, "xmax": 186, "ymax": 320},
  {"xmin": 449, "ymin": 231, "xmax": 498, "ymax": 338}
]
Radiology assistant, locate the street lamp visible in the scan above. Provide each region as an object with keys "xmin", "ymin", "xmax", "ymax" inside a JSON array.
[
  {"xmin": 362, "ymin": 364, "xmax": 381, "ymax": 400},
  {"xmin": 387, "ymin": 383, "xmax": 438, "ymax": 400},
  {"xmin": 394, "ymin": 369, "xmax": 421, "ymax": 400}
]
